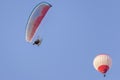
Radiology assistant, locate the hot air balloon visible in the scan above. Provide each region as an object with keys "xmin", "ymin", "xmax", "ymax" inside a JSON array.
[
  {"xmin": 93, "ymin": 54, "xmax": 112, "ymax": 77},
  {"xmin": 25, "ymin": 2, "xmax": 52, "ymax": 45}
]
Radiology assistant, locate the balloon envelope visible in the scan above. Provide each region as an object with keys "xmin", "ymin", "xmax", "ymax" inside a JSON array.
[
  {"xmin": 26, "ymin": 2, "xmax": 52, "ymax": 42},
  {"xmin": 93, "ymin": 54, "xmax": 112, "ymax": 74}
]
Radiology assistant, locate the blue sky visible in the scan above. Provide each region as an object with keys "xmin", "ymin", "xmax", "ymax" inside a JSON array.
[{"xmin": 0, "ymin": 0, "xmax": 119, "ymax": 80}]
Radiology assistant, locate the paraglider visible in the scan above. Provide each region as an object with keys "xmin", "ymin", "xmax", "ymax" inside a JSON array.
[
  {"xmin": 25, "ymin": 2, "xmax": 52, "ymax": 45},
  {"xmin": 93, "ymin": 54, "xmax": 112, "ymax": 77}
]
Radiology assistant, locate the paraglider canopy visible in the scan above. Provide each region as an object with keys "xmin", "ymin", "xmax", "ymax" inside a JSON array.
[{"xmin": 25, "ymin": 2, "xmax": 52, "ymax": 43}]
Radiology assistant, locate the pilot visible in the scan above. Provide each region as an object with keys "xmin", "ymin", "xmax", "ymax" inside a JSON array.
[{"xmin": 33, "ymin": 39, "xmax": 42, "ymax": 46}]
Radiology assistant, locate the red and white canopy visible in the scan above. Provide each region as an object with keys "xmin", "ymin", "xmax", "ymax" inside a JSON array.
[{"xmin": 26, "ymin": 2, "xmax": 52, "ymax": 42}]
